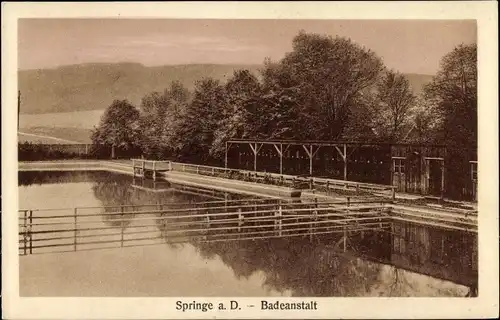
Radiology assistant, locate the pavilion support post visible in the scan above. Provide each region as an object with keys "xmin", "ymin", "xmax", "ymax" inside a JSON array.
[
  {"xmin": 309, "ymin": 145, "xmax": 313, "ymax": 176},
  {"xmin": 273, "ymin": 143, "xmax": 284, "ymax": 175},
  {"xmin": 224, "ymin": 141, "xmax": 228, "ymax": 169},
  {"xmin": 334, "ymin": 144, "xmax": 347, "ymax": 181},
  {"xmin": 249, "ymin": 142, "xmax": 263, "ymax": 172},
  {"xmin": 441, "ymin": 160, "xmax": 445, "ymax": 200},
  {"xmin": 343, "ymin": 144, "xmax": 347, "ymax": 181},
  {"xmin": 280, "ymin": 144, "xmax": 283, "ymax": 175},
  {"xmin": 302, "ymin": 144, "xmax": 318, "ymax": 177},
  {"xmin": 254, "ymin": 143, "xmax": 257, "ymax": 172}
]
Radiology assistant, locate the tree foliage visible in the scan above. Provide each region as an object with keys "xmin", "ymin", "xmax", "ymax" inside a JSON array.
[
  {"xmin": 372, "ymin": 71, "xmax": 416, "ymax": 141},
  {"xmin": 91, "ymin": 100, "xmax": 140, "ymax": 156},
  {"xmin": 172, "ymin": 78, "xmax": 226, "ymax": 163},
  {"xmin": 423, "ymin": 43, "xmax": 477, "ymax": 198},
  {"xmin": 137, "ymin": 81, "xmax": 191, "ymax": 159},
  {"xmin": 90, "ymin": 33, "xmax": 477, "ymax": 190},
  {"xmin": 210, "ymin": 69, "xmax": 262, "ymax": 157},
  {"xmin": 262, "ymin": 31, "xmax": 385, "ymax": 140},
  {"xmin": 424, "ymin": 43, "xmax": 477, "ymax": 148}
]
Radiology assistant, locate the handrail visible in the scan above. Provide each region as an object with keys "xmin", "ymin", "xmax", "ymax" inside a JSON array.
[
  {"xmin": 168, "ymin": 161, "xmax": 397, "ymax": 198},
  {"xmin": 18, "ymin": 197, "xmax": 384, "ymax": 213}
]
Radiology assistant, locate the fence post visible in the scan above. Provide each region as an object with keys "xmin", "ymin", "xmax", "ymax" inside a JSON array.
[
  {"xmin": 276, "ymin": 201, "xmax": 282, "ymax": 237},
  {"xmin": 343, "ymin": 226, "xmax": 347, "ymax": 252},
  {"xmin": 29, "ymin": 210, "xmax": 33, "ymax": 254},
  {"xmin": 238, "ymin": 208, "xmax": 243, "ymax": 233},
  {"xmin": 74, "ymin": 208, "xmax": 77, "ymax": 251},
  {"xmin": 153, "ymin": 161, "xmax": 156, "ymax": 180},
  {"xmin": 392, "ymin": 187, "xmax": 396, "ymax": 201},
  {"xmin": 23, "ymin": 210, "xmax": 27, "ymax": 255},
  {"xmin": 121, "ymin": 205, "xmax": 124, "ymax": 247}
]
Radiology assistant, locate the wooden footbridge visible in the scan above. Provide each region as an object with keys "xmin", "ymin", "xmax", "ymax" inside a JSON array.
[{"xmin": 18, "ymin": 196, "xmax": 476, "ymax": 256}]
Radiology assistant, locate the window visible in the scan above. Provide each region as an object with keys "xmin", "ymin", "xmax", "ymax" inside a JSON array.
[
  {"xmin": 393, "ymin": 158, "xmax": 405, "ymax": 174},
  {"xmin": 470, "ymin": 161, "xmax": 478, "ymax": 181}
]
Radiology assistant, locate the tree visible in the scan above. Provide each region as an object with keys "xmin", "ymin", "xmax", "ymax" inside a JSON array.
[
  {"xmin": 172, "ymin": 78, "xmax": 226, "ymax": 163},
  {"xmin": 402, "ymin": 97, "xmax": 440, "ymax": 144},
  {"xmin": 138, "ymin": 81, "xmax": 191, "ymax": 159},
  {"xmin": 261, "ymin": 31, "xmax": 385, "ymax": 140},
  {"xmin": 210, "ymin": 69, "xmax": 262, "ymax": 157},
  {"xmin": 138, "ymin": 91, "xmax": 171, "ymax": 158},
  {"xmin": 424, "ymin": 43, "xmax": 477, "ymax": 148},
  {"xmin": 372, "ymin": 71, "xmax": 416, "ymax": 142},
  {"xmin": 423, "ymin": 43, "xmax": 477, "ymax": 198},
  {"xmin": 91, "ymin": 100, "xmax": 140, "ymax": 158}
]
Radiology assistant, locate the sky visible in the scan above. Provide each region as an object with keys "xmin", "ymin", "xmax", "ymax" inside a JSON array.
[{"xmin": 18, "ymin": 19, "xmax": 476, "ymax": 75}]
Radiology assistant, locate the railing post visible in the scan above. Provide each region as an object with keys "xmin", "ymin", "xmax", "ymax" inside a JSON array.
[
  {"xmin": 29, "ymin": 210, "xmax": 33, "ymax": 254},
  {"xmin": 238, "ymin": 208, "xmax": 243, "ymax": 233},
  {"xmin": 23, "ymin": 210, "xmax": 27, "ymax": 255},
  {"xmin": 74, "ymin": 208, "xmax": 77, "ymax": 252},
  {"xmin": 153, "ymin": 161, "xmax": 156, "ymax": 180},
  {"xmin": 276, "ymin": 202, "xmax": 282, "ymax": 237},
  {"xmin": 121, "ymin": 205, "xmax": 124, "ymax": 247},
  {"xmin": 343, "ymin": 226, "xmax": 347, "ymax": 252}
]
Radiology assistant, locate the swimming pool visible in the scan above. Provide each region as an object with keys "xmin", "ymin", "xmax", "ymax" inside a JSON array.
[{"xmin": 18, "ymin": 170, "xmax": 476, "ymax": 297}]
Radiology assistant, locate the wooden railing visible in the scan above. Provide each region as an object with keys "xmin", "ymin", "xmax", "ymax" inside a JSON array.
[
  {"xmin": 19, "ymin": 198, "xmax": 392, "ymax": 255},
  {"xmin": 18, "ymin": 193, "xmax": 477, "ymax": 256},
  {"xmin": 168, "ymin": 161, "xmax": 397, "ymax": 199}
]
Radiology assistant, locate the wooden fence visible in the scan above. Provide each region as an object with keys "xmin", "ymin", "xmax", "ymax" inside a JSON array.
[
  {"xmin": 19, "ymin": 198, "xmax": 393, "ymax": 255},
  {"xmin": 168, "ymin": 161, "xmax": 397, "ymax": 199},
  {"xmin": 18, "ymin": 195, "xmax": 477, "ymax": 256}
]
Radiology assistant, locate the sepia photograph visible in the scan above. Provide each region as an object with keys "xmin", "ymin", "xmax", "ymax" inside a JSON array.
[{"xmin": 2, "ymin": 2, "xmax": 498, "ymax": 319}]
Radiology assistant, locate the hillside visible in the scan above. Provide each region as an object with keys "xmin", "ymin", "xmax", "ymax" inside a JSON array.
[
  {"xmin": 18, "ymin": 63, "xmax": 432, "ymax": 114},
  {"xmin": 18, "ymin": 127, "xmax": 93, "ymax": 144}
]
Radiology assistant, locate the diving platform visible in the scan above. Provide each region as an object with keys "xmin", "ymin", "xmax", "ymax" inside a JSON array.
[{"xmin": 131, "ymin": 159, "xmax": 171, "ymax": 180}]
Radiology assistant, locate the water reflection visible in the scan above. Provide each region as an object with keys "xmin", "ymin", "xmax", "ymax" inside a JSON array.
[{"xmin": 18, "ymin": 170, "xmax": 477, "ymax": 297}]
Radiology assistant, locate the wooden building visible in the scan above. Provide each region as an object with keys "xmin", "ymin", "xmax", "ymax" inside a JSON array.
[{"xmin": 225, "ymin": 139, "xmax": 477, "ymax": 201}]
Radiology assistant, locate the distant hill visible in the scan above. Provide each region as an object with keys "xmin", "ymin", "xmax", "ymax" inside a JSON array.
[
  {"xmin": 18, "ymin": 63, "xmax": 262, "ymax": 114},
  {"xmin": 18, "ymin": 63, "xmax": 433, "ymax": 114},
  {"xmin": 404, "ymin": 73, "xmax": 434, "ymax": 95}
]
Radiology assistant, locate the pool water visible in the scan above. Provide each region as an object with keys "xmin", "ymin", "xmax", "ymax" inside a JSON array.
[{"xmin": 18, "ymin": 171, "xmax": 476, "ymax": 297}]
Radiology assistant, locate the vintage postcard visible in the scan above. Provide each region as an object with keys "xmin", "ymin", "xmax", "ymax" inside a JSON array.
[{"xmin": 2, "ymin": 1, "xmax": 498, "ymax": 319}]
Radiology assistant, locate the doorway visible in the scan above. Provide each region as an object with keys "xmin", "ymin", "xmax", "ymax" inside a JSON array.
[{"xmin": 425, "ymin": 158, "xmax": 444, "ymax": 197}]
